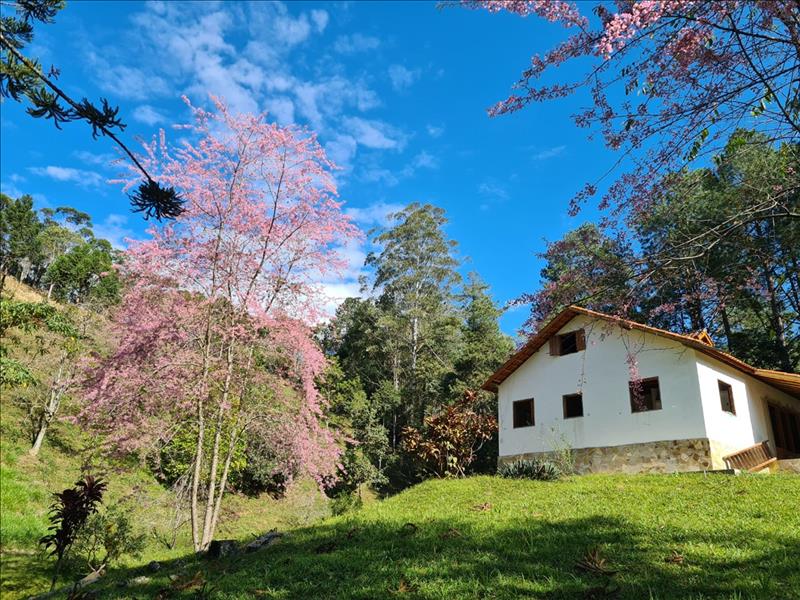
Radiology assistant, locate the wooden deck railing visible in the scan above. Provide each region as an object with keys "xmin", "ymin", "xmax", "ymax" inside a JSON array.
[{"xmin": 723, "ymin": 441, "xmax": 777, "ymax": 472}]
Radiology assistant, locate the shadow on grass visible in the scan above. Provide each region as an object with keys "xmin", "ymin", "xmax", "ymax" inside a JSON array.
[
  {"xmin": 0, "ymin": 550, "xmax": 53, "ymax": 599},
  {"xmin": 79, "ymin": 512, "xmax": 800, "ymax": 600}
]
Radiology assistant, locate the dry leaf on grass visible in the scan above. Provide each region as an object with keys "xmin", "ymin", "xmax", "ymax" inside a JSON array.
[
  {"xmin": 390, "ymin": 577, "xmax": 418, "ymax": 595},
  {"xmin": 664, "ymin": 550, "xmax": 685, "ymax": 565},
  {"xmin": 576, "ymin": 547, "xmax": 618, "ymax": 576},
  {"xmin": 439, "ymin": 527, "xmax": 462, "ymax": 539}
]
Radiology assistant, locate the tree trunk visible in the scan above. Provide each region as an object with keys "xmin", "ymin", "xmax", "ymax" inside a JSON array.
[
  {"xmin": 200, "ymin": 341, "xmax": 235, "ymax": 549},
  {"xmin": 200, "ymin": 407, "xmax": 224, "ymax": 549},
  {"xmin": 720, "ymin": 305, "xmax": 734, "ymax": 354},
  {"xmin": 762, "ymin": 264, "xmax": 792, "ymax": 372},
  {"xmin": 207, "ymin": 428, "xmax": 238, "ymax": 542},
  {"xmin": 190, "ymin": 397, "xmax": 205, "ymax": 552},
  {"xmin": 411, "ymin": 316, "xmax": 418, "ymax": 372},
  {"xmin": 29, "ymin": 359, "xmax": 66, "ymax": 457},
  {"xmin": 30, "ymin": 421, "xmax": 49, "ymax": 456},
  {"xmin": 47, "ymin": 282, "xmax": 55, "ymax": 301}
]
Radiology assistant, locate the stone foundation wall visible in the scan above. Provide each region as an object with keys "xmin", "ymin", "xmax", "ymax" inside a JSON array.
[
  {"xmin": 777, "ymin": 459, "xmax": 800, "ymax": 474},
  {"xmin": 500, "ymin": 438, "xmax": 713, "ymax": 474}
]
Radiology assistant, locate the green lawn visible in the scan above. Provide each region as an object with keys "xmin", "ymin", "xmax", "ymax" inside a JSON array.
[
  {"xmin": 77, "ymin": 473, "xmax": 798, "ymax": 600},
  {"xmin": 2, "ymin": 400, "xmax": 798, "ymax": 599}
]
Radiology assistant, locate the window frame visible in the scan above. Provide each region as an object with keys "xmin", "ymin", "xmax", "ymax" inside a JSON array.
[
  {"xmin": 629, "ymin": 377, "xmax": 662, "ymax": 413},
  {"xmin": 549, "ymin": 328, "xmax": 586, "ymax": 357},
  {"xmin": 718, "ymin": 380, "xmax": 736, "ymax": 415},
  {"xmin": 562, "ymin": 393, "xmax": 584, "ymax": 419},
  {"xmin": 512, "ymin": 398, "xmax": 535, "ymax": 428}
]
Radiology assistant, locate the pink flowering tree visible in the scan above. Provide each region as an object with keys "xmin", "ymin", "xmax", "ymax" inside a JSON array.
[
  {"xmin": 80, "ymin": 97, "xmax": 359, "ymax": 551},
  {"xmin": 466, "ymin": 1, "xmax": 799, "ymax": 222}
]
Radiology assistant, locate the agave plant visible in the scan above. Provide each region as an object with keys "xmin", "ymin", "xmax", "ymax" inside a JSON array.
[{"xmin": 497, "ymin": 458, "xmax": 561, "ymax": 481}]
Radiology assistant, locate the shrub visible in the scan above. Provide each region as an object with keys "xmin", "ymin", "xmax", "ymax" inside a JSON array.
[
  {"xmin": 546, "ymin": 430, "xmax": 577, "ymax": 475},
  {"xmin": 40, "ymin": 474, "xmax": 106, "ymax": 590},
  {"xmin": 72, "ymin": 502, "xmax": 146, "ymax": 572},
  {"xmin": 402, "ymin": 390, "xmax": 496, "ymax": 478},
  {"xmin": 498, "ymin": 458, "xmax": 561, "ymax": 481},
  {"xmin": 329, "ymin": 490, "xmax": 363, "ymax": 516}
]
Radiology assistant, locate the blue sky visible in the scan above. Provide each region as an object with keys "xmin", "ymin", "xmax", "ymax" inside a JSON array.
[{"xmin": 0, "ymin": 0, "xmax": 619, "ymax": 336}]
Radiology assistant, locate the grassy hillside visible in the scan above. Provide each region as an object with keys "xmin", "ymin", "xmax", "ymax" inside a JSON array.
[
  {"xmin": 0, "ymin": 401, "xmax": 330, "ymax": 599},
  {"xmin": 3, "ymin": 413, "xmax": 799, "ymax": 600},
  {"xmin": 0, "ymin": 278, "xmax": 331, "ymax": 598},
  {"xmin": 71, "ymin": 473, "xmax": 797, "ymax": 599}
]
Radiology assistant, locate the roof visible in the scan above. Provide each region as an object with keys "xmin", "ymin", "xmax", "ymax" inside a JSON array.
[{"xmin": 482, "ymin": 305, "xmax": 800, "ymax": 399}]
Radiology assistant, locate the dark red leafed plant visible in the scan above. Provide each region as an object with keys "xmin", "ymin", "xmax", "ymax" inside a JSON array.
[
  {"xmin": 402, "ymin": 390, "xmax": 497, "ymax": 478},
  {"xmin": 40, "ymin": 474, "xmax": 107, "ymax": 590}
]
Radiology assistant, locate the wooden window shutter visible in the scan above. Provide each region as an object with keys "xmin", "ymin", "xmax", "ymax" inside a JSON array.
[
  {"xmin": 549, "ymin": 336, "xmax": 560, "ymax": 356},
  {"xmin": 576, "ymin": 329, "xmax": 586, "ymax": 351}
]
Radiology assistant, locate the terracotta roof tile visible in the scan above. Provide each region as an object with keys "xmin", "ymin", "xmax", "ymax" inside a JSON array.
[{"xmin": 482, "ymin": 305, "xmax": 800, "ymax": 399}]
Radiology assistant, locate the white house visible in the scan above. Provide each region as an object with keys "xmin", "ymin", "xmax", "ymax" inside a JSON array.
[{"xmin": 483, "ymin": 306, "xmax": 800, "ymax": 473}]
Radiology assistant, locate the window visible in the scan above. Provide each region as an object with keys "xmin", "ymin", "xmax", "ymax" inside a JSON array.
[
  {"xmin": 549, "ymin": 329, "xmax": 586, "ymax": 356},
  {"xmin": 560, "ymin": 331, "xmax": 579, "ymax": 355},
  {"xmin": 513, "ymin": 398, "xmax": 535, "ymax": 428},
  {"xmin": 629, "ymin": 377, "xmax": 662, "ymax": 413},
  {"xmin": 718, "ymin": 380, "xmax": 735, "ymax": 414},
  {"xmin": 563, "ymin": 393, "xmax": 584, "ymax": 419}
]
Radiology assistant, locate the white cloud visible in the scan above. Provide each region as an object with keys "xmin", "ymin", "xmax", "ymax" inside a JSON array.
[
  {"xmin": 29, "ymin": 166, "xmax": 105, "ymax": 188},
  {"xmin": 345, "ymin": 201, "xmax": 404, "ymax": 227},
  {"xmin": 325, "ymin": 134, "xmax": 358, "ymax": 170},
  {"xmin": 532, "ymin": 145, "xmax": 566, "ymax": 160},
  {"xmin": 132, "ymin": 104, "xmax": 168, "ymax": 126},
  {"xmin": 0, "ymin": 180, "xmax": 24, "ymax": 198},
  {"xmin": 266, "ymin": 97, "xmax": 295, "ymax": 124},
  {"xmin": 82, "ymin": 2, "xmax": 402, "ymax": 189},
  {"xmin": 318, "ymin": 239, "xmax": 367, "ymax": 317},
  {"xmin": 334, "ymin": 239, "xmax": 367, "ymax": 281},
  {"xmin": 344, "ymin": 117, "xmax": 406, "ymax": 150},
  {"xmin": 85, "ymin": 50, "xmax": 170, "ymax": 101},
  {"xmin": 360, "ymin": 151, "xmax": 438, "ymax": 187},
  {"xmin": 360, "ymin": 167, "xmax": 399, "ymax": 186},
  {"xmin": 263, "ymin": 4, "xmax": 327, "ymax": 47},
  {"xmin": 73, "ymin": 151, "xmax": 116, "ymax": 167},
  {"xmin": 310, "ymin": 9, "xmax": 329, "ymax": 32},
  {"xmin": 93, "ymin": 213, "xmax": 136, "ymax": 249},
  {"xmin": 388, "ymin": 64, "xmax": 420, "ymax": 91},
  {"xmin": 478, "ymin": 180, "xmax": 509, "ymax": 200},
  {"xmin": 274, "ymin": 14, "xmax": 312, "ymax": 46},
  {"xmin": 426, "ymin": 124, "xmax": 445, "ymax": 138},
  {"xmin": 407, "ymin": 151, "xmax": 438, "ymax": 171},
  {"xmin": 333, "ymin": 33, "xmax": 380, "ymax": 54},
  {"xmin": 319, "ymin": 281, "xmax": 363, "ymax": 318}
]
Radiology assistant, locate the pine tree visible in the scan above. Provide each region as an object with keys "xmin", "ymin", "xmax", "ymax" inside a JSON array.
[{"xmin": 449, "ymin": 273, "xmax": 513, "ymax": 406}]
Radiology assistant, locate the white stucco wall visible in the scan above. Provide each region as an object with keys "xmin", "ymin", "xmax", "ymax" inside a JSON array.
[
  {"xmin": 498, "ymin": 315, "xmax": 707, "ymax": 458},
  {"xmin": 694, "ymin": 352, "xmax": 800, "ymax": 457}
]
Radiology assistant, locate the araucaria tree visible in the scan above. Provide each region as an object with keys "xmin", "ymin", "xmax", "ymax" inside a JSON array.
[{"xmin": 81, "ymin": 98, "xmax": 358, "ymax": 551}]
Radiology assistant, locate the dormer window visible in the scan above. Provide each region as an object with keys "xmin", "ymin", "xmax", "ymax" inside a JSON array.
[{"xmin": 549, "ymin": 329, "xmax": 586, "ymax": 356}]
